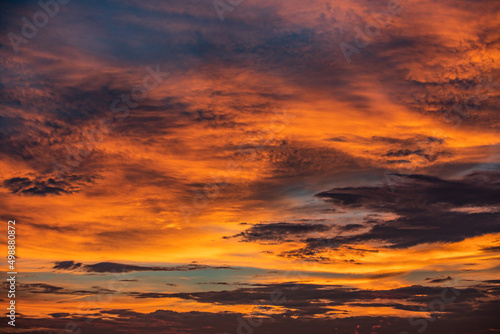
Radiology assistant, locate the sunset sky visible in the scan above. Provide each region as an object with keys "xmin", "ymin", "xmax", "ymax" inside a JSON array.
[{"xmin": 0, "ymin": 0, "xmax": 499, "ymax": 333}]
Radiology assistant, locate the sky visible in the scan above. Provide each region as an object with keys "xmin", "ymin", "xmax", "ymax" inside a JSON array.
[{"xmin": 0, "ymin": 0, "xmax": 499, "ymax": 333}]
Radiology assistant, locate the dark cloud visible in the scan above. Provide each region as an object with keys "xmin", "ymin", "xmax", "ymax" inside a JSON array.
[
  {"xmin": 482, "ymin": 245, "xmax": 500, "ymax": 252},
  {"xmin": 2, "ymin": 177, "xmax": 74, "ymax": 195},
  {"xmin": 11, "ymin": 282, "xmax": 121, "ymax": 296},
  {"xmin": 134, "ymin": 283, "xmax": 484, "ymax": 309},
  {"xmin": 53, "ymin": 261, "xmax": 82, "ymax": 270},
  {"xmin": 2, "ymin": 175, "xmax": 99, "ymax": 196},
  {"xmin": 48, "ymin": 313, "xmax": 71, "ymax": 318},
  {"xmin": 230, "ymin": 171, "xmax": 499, "ymax": 252},
  {"xmin": 53, "ymin": 261, "xmax": 236, "ymax": 273},
  {"xmin": 197, "ymin": 282, "xmax": 265, "ymax": 286},
  {"xmin": 425, "ymin": 276, "xmax": 453, "ymax": 283},
  {"xmin": 383, "ymin": 148, "xmax": 451, "ymax": 163},
  {"xmin": 386, "ymin": 159, "xmax": 411, "ymax": 164},
  {"xmin": 226, "ymin": 222, "xmax": 332, "ymax": 243},
  {"xmin": 16, "ymin": 283, "xmax": 64, "ymax": 294},
  {"xmin": 372, "ymin": 136, "xmax": 445, "ymax": 146},
  {"xmin": 9, "ymin": 280, "xmax": 500, "ymax": 333},
  {"xmin": 307, "ymin": 171, "xmax": 500, "ymax": 249},
  {"xmin": 267, "ymin": 144, "xmax": 364, "ymax": 178},
  {"xmin": 13, "ymin": 304, "xmax": 500, "ymax": 334},
  {"xmin": 27, "ymin": 223, "xmax": 80, "ymax": 233}
]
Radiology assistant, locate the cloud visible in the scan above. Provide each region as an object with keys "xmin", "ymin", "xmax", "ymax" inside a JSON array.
[
  {"xmin": 308, "ymin": 171, "xmax": 500, "ymax": 249},
  {"xmin": 14, "ymin": 302, "xmax": 500, "ymax": 334},
  {"xmin": 53, "ymin": 261, "xmax": 236, "ymax": 273},
  {"xmin": 383, "ymin": 148, "xmax": 451, "ymax": 163},
  {"xmin": 2, "ymin": 174, "xmax": 100, "ymax": 196},
  {"xmin": 2, "ymin": 177, "xmax": 76, "ymax": 195},
  {"xmin": 53, "ymin": 261, "xmax": 82, "ymax": 270},
  {"xmin": 425, "ymin": 276, "xmax": 453, "ymax": 283},
  {"xmin": 134, "ymin": 282, "xmax": 484, "ymax": 308},
  {"xmin": 13, "ymin": 282, "xmax": 120, "ymax": 296},
  {"xmin": 16, "ymin": 283, "xmax": 64, "ymax": 294},
  {"xmin": 226, "ymin": 222, "xmax": 332, "ymax": 243},
  {"xmin": 9, "ymin": 279, "xmax": 500, "ymax": 333},
  {"xmin": 482, "ymin": 245, "xmax": 500, "ymax": 252}
]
